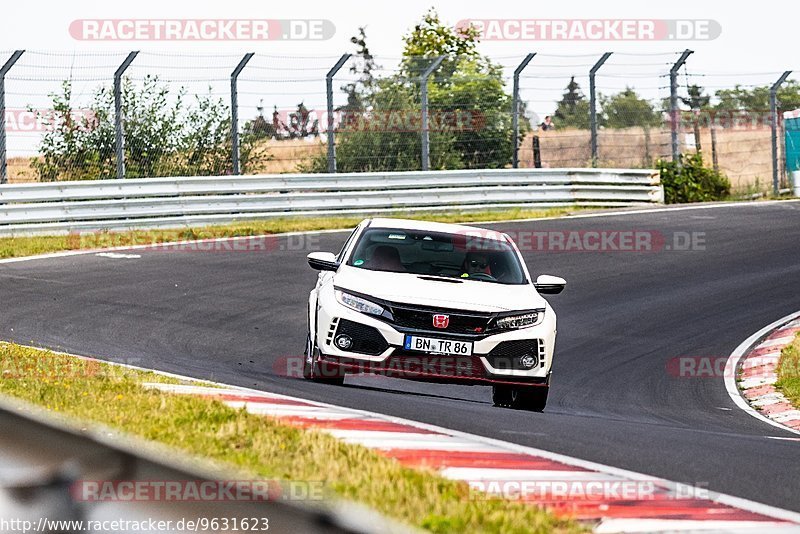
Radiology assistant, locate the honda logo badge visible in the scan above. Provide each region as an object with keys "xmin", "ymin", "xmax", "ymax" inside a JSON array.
[{"xmin": 432, "ymin": 314, "xmax": 450, "ymax": 329}]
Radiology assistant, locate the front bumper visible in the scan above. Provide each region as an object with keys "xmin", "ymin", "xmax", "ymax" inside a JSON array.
[{"xmin": 315, "ymin": 289, "xmax": 556, "ymax": 387}]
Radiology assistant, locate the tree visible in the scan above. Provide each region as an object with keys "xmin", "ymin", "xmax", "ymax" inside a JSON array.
[
  {"xmin": 340, "ymin": 27, "xmax": 378, "ymax": 113},
  {"xmin": 33, "ymin": 77, "xmax": 264, "ymax": 181},
  {"xmin": 243, "ymin": 100, "xmax": 278, "ymax": 140},
  {"xmin": 400, "ymin": 8, "xmax": 481, "ymax": 83},
  {"xmin": 601, "ymin": 88, "xmax": 661, "ymax": 129},
  {"xmin": 303, "ymin": 12, "xmax": 520, "ymax": 173},
  {"xmin": 553, "ymin": 77, "xmax": 590, "ymax": 129},
  {"xmin": 714, "ymin": 81, "xmax": 800, "ymax": 113}
]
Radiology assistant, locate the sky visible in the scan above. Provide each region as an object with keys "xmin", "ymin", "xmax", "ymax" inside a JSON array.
[{"xmin": 1, "ymin": 0, "xmax": 795, "ymax": 156}]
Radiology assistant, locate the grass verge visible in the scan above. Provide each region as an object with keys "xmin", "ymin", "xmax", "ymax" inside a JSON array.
[
  {"xmin": 0, "ymin": 207, "xmax": 581, "ymax": 259},
  {"xmin": 0, "ymin": 343, "xmax": 582, "ymax": 534},
  {"xmin": 776, "ymin": 332, "xmax": 800, "ymax": 407}
]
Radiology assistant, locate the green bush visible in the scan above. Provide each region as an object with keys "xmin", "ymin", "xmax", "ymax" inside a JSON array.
[{"xmin": 657, "ymin": 152, "xmax": 731, "ymax": 204}]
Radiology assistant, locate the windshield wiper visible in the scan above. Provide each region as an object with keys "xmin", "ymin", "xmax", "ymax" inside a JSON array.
[{"xmin": 416, "ymin": 275, "xmax": 464, "ymax": 284}]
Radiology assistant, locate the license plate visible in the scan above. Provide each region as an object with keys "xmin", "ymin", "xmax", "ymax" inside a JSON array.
[{"xmin": 403, "ymin": 335, "xmax": 473, "ymax": 356}]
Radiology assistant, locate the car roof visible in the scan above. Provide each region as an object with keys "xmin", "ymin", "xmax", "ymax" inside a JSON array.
[{"xmin": 366, "ymin": 217, "xmax": 508, "ymax": 241}]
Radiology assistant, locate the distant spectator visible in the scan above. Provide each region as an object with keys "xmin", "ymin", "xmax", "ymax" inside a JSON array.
[{"xmin": 540, "ymin": 116, "xmax": 554, "ymax": 131}]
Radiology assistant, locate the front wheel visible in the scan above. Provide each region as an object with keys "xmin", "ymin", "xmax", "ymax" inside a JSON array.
[
  {"xmin": 303, "ymin": 334, "xmax": 345, "ymax": 386},
  {"xmin": 493, "ymin": 385, "xmax": 548, "ymax": 412}
]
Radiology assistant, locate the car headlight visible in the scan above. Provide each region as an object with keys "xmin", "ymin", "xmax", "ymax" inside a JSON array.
[
  {"xmin": 335, "ymin": 290, "xmax": 385, "ymax": 316},
  {"xmin": 495, "ymin": 311, "xmax": 543, "ymax": 330}
]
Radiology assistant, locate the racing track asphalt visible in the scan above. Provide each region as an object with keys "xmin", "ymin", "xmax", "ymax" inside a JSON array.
[{"xmin": 1, "ymin": 202, "xmax": 799, "ymax": 510}]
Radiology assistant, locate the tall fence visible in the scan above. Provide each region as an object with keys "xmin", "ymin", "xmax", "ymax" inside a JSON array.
[{"xmin": 0, "ymin": 49, "xmax": 796, "ymax": 195}]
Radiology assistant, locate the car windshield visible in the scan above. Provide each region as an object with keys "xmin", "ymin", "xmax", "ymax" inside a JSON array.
[{"xmin": 346, "ymin": 227, "xmax": 528, "ymax": 285}]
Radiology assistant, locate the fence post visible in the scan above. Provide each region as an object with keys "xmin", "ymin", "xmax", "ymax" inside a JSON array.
[
  {"xmin": 420, "ymin": 56, "xmax": 445, "ymax": 171},
  {"xmin": 512, "ymin": 53, "xmax": 535, "ymax": 168},
  {"xmin": 669, "ymin": 49, "xmax": 694, "ymax": 163},
  {"xmin": 114, "ymin": 51, "xmax": 138, "ymax": 180},
  {"xmin": 326, "ymin": 54, "xmax": 351, "ymax": 174},
  {"xmin": 0, "ymin": 50, "xmax": 23, "ymax": 185},
  {"xmin": 589, "ymin": 52, "xmax": 612, "ymax": 168},
  {"xmin": 710, "ymin": 122, "xmax": 719, "ymax": 172},
  {"xmin": 230, "ymin": 53, "xmax": 254, "ymax": 176},
  {"xmin": 532, "ymin": 135, "xmax": 541, "ymax": 168},
  {"xmin": 770, "ymin": 70, "xmax": 792, "ymax": 195}
]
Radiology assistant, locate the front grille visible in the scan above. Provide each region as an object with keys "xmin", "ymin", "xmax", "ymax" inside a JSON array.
[
  {"xmin": 388, "ymin": 303, "xmax": 493, "ymax": 335},
  {"xmin": 485, "ymin": 339, "xmax": 544, "ymax": 370},
  {"xmin": 383, "ymin": 351, "xmax": 486, "ymax": 379},
  {"xmin": 334, "ymin": 319, "xmax": 389, "ymax": 355}
]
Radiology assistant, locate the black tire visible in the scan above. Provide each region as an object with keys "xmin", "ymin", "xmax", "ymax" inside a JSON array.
[
  {"xmin": 493, "ymin": 385, "xmax": 548, "ymax": 412},
  {"xmin": 303, "ymin": 333, "xmax": 345, "ymax": 386}
]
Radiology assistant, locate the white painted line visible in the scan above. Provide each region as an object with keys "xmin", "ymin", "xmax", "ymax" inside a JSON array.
[
  {"xmin": 739, "ymin": 376, "xmax": 778, "ymax": 389},
  {"xmin": 757, "ymin": 336, "xmax": 796, "ymax": 349},
  {"xmin": 95, "ymin": 252, "xmax": 141, "ymax": 259},
  {"xmin": 338, "ymin": 437, "xmax": 502, "ymax": 452},
  {"xmin": 771, "ymin": 411, "xmax": 800, "ymax": 423},
  {"xmin": 595, "ymin": 519, "xmax": 799, "ymax": 533},
  {"xmin": 724, "ymin": 310, "xmax": 800, "ymax": 437},
  {"xmin": 320, "ymin": 430, "xmax": 446, "ymax": 443},
  {"xmin": 751, "ymin": 395, "xmax": 789, "ymax": 407},
  {"xmin": 439, "ymin": 468, "xmax": 625, "ymax": 482}
]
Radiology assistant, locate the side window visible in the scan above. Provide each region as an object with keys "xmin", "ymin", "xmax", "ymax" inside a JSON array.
[{"xmin": 336, "ymin": 224, "xmax": 362, "ymax": 263}]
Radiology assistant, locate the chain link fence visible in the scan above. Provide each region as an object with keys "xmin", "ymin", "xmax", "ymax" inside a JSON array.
[{"xmin": 1, "ymin": 49, "xmax": 797, "ymax": 195}]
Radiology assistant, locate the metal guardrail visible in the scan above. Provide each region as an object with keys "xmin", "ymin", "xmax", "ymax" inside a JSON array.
[
  {"xmin": 0, "ymin": 168, "xmax": 663, "ymax": 235},
  {"xmin": 0, "ymin": 394, "xmax": 405, "ymax": 533}
]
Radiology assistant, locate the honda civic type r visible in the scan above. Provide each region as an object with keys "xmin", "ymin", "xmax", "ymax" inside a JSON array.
[{"xmin": 304, "ymin": 218, "xmax": 566, "ymax": 411}]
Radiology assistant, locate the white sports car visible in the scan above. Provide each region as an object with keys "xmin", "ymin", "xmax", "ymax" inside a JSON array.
[{"xmin": 304, "ymin": 218, "xmax": 565, "ymax": 411}]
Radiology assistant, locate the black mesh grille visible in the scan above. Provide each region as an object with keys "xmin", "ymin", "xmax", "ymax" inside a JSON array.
[
  {"xmin": 389, "ymin": 304, "xmax": 492, "ymax": 335},
  {"xmin": 486, "ymin": 340, "xmax": 541, "ymax": 370},
  {"xmin": 334, "ymin": 319, "xmax": 389, "ymax": 356},
  {"xmin": 382, "ymin": 352, "xmax": 486, "ymax": 379}
]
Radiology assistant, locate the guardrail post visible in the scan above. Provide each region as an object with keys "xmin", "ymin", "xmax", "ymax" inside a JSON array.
[
  {"xmin": 231, "ymin": 53, "xmax": 254, "ymax": 176},
  {"xmin": 770, "ymin": 70, "xmax": 792, "ymax": 195},
  {"xmin": 114, "ymin": 51, "xmax": 138, "ymax": 180},
  {"xmin": 589, "ymin": 52, "xmax": 612, "ymax": 168},
  {"xmin": 325, "ymin": 54, "xmax": 351, "ymax": 174},
  {"xmin": 669, "ymin": 49, "xmax": 693, "ymax": 163},
  {"xmin": 512, "ymin": 53, "xmax": 536, "ymax": 169},
  {"xmin": 0, "ymin": 50, "xmax": 23, "ymax": 185},
  {"xmin": 420, "ymin": 56, "xmax": 445, "ymax": 171}
]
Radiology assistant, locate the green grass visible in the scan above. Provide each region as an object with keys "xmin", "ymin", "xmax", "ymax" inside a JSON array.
[
  {"xmin": 776, "ymin": 332, "xmax": 800, "ymax": 407},
  {"xmin": 0, "ymin": 343, "xmax": 582, "ymax": 534},
  {"xmin": 0, "ymin": 207, "xmax": 580, "ymax": 259}
]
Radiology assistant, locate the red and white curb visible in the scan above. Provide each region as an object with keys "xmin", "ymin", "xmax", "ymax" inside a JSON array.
[
  {"xmin": 145, "ymin": 382, "xmax": 800, "ymax": 533},
  {"xmin": 725, "ymin": 311, "xmax": 800, "ymax": 436}
]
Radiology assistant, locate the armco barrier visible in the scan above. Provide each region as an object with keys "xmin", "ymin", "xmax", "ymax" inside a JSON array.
[
  {"xmin": 0, "ymin": 393, "xmax": 403, "ymax": 533},
  {"xmin": 0, "ymin": 168, "xmax": 663, "ymax": 235}
]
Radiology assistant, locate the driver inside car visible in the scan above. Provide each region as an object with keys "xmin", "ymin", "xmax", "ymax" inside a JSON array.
[{"xmin": 462, "ymin": 251, "xmax": 492, "ymax": 278}]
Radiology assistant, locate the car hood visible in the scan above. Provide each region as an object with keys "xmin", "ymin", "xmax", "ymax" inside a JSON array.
[{"xmin": 334, "ymin": 266, "xmax": 546, "ymax": 312}]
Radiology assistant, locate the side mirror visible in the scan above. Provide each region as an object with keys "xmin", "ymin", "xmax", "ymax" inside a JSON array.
[
  {"xmin": 307, "ymin": 252, "xmax": 340, "ymax": 272},
  {"xmin": 535, "ymin": 274, "xmax": 566, "ymax": 295}
]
